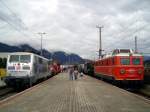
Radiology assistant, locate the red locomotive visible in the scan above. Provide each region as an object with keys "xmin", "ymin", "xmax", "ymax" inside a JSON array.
[
  {"xmin": 94, "ymin": 49, "xmax": 144, "ymax": 85},
  {"xmin": 49, "ymin": 61, "xmax": 61, "ymax": 76}
]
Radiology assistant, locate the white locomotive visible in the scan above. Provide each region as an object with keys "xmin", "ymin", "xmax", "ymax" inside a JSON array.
[{"xmin": 4, "ymin": 52, "xmax": 51, "ymax": 88}]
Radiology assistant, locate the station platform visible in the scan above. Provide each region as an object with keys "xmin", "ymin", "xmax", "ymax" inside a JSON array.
[{"xmin": 0, "ymin": 73, "xmax": 150, "ymax": 112}]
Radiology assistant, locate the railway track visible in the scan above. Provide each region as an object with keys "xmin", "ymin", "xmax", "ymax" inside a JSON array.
[
  {"xmin": 89, "ymin": 74, "xmax": 150, "ymax": 100},
  {"xmin": 0, "ymin": 87, "xmax": 17, "ymax": 101},
  {"xmin": 0, "ymin": 78, "xmax": 52, "ymax": 101},
  {"xmin": 129, "ymin": 85, "xmax": 150, "ymax": 100}
]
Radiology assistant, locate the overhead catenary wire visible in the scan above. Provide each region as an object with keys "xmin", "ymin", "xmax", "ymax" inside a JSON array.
[
  {"xmin": 103, "ymin": 10, "xmax": 148, "ymax": 51},
  {"xmin": 0, "ymin": 0, "xmax": 40, "ymax": 43},
  {"xmin": 0, "ymin": 0, "xmax": 38, "ymax": 36},
  {"xmin": 104, "ymin": 23, "xmax": 148, "ymax": 51},
  {"xmin": 0, "ymin": 0, "xmax": 27, "ymax": 30},
  {"xmin": 0, "ymin": 15, "xmax": 28, "ymax": 37}
]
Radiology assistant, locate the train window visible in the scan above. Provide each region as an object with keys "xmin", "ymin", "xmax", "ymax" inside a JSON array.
[
  {"xmin": 9, "ymin": 55, "xmax": 19, "ymax": 62},
  {"xmin": 20, "ymin": 55, "xmax": 31, "ymax": 63},
  {"xmin": 98, "ymin": 61, "xmax": 100, "ymax": 66},
  {"xmin": 107, "ymin": 59, "xmax": 109, "ymax": 65},
  {"xmin": 101, "ymin": 61, "xmax": 103, "ymax": 65},
  {"xmin": 104, "ymin": 60, "xmax": 105, "ymax": 65},
  {"xmin": 105, "ymin": 60, "xmax": 106, "ymax": 65},
  {"xmin": 120, "ymin": 49, "xmax": 130, "ymax": 53},
  {"xmin": 34, "ymin": 56, "xmax": 38, "ymax": 63},
  {"xmin": 132, "ymin": 58, "xmax": 140, "ymax": 65},
  {"xmin": 95, "ymin": 62, "xmax": 97, "ymax": 66},
  {"xmin": 0, "ymin": 58, "xmax": 7, "ymax": 68},
  {"xmin": 112, "ymin": 58, "xmax": 115, "ymax": 65},
  {"xmin": 144, "ymin": 61, "xmax": 150, "ymax": 67},
  {"xmin": 38, "ymin": 58, "xmax": 43, "ymax": 64},
  {"xmin": 120, "ymin": 58, "xmax": 130, "ymax": 65}
]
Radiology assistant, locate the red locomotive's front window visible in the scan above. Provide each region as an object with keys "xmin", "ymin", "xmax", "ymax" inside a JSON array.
[
  {"xmin": 120, "ymin": 58, "xmax": 130, "ymax": 65},
  {"xmin": 132, "ymin": 58, "xmax": 141, "ymax": 65}
]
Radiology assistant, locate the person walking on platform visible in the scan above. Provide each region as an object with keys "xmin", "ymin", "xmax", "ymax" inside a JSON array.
[
  {"xmin": 69, "ymin": 67, "xmax": 74, "ymax": 80},
  {"xmin": 73, "ymin": 67, "xmax": 78, "ymax": 80}
]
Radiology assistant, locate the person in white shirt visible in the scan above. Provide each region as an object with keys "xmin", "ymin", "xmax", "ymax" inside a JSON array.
[{"xmin": 73, "ymin": 67, "xmax": 78, "ymax": 80}]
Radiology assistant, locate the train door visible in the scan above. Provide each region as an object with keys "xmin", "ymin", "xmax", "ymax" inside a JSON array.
[{"xmin": 33, "ymin": 56, "xmax": 39, "ymax": 74}]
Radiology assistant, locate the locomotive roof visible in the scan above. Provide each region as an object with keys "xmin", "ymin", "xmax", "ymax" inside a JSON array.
[
  {"xmin": 96, "ymin": 51, "xmax": 143, "ymax": 61},
  {"xmin": 114, "ymin": 53, "xmax": 142, "ymax": 57},
  {"xmin": 9, "ymin": 52, "xmax": 34, "ymax": 55},
  {"xmin": 111, "ymin": 49, "xmax": 142, "ymax": 57},
  {"xmin": 8, "ymin": 52, "xmax": 49, "ymax": 61}
]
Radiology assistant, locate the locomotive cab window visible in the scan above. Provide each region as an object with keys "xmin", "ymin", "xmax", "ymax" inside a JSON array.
[
  {"xmin": 112, "ymin": 58, "xmax": 115, "ymax": 65},
  {"xmin": 120, "ymin": 58, "xmax": 130, "ymax": 65},
  {"xmin": 20, "ymin": 55, "xmax": 31, "ymax": 63},
  {"xmin": 132, "ymin": 58, "xmax": 140, "ymax": 65},
  {"xmin": 9, "ymin": 55, "xmax": 19, "ymax": 62},
  {"xmin": 39, "ymin": 58, "xmax": 43, "ymax": 64},
  {"xmin": 144, "ymin": 61, "xmax": 150, "ymax": 67}
]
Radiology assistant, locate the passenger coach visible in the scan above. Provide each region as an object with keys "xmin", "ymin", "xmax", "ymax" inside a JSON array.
[
  {"xmin": 4, "ymin": 52, "xmax": 51, "ymax": 88},
  {"xmin": 94, "ymin": 49, "xmax": 144, "ymax": 85}
]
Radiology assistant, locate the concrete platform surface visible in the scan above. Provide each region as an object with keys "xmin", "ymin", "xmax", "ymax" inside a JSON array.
[{"xmin": 0, "ymin": 73, "xmax": 150, "ymax": 112}]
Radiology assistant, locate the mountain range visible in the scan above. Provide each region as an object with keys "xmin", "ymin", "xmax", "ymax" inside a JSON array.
[{"xmin": 0, "ymin": 42, "xmax": 84, "ymax": 64}]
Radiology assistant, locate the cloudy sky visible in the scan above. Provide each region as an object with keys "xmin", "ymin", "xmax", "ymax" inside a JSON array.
[{"xmin": 0, "ymin": 0, "xmax": 150, "ymax": 59}]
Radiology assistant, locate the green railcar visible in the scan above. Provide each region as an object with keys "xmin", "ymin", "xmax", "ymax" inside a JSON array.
[
  {"xmin": 84, "ymin": 62, "xmax": 94, "ymax": 76},
  {"xmin": 0, "ymin": 57, "xmax": 7, "ymax": 78}
]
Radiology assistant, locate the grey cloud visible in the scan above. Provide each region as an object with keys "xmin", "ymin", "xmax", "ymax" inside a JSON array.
[
  {"xmin": 119, "ymin": 0, "xmax": 150, "ymax": 13},
  {"xmin": 0, "ymin": 0, "xmax": 150, "ymax": 59},
  {"xmin": 0, "ymin": 3, "xmax": 27, "ymax": 31}
]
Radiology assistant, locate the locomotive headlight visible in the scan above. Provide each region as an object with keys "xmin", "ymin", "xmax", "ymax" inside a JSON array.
[
  {"xmin": 138, "ymin": 69, "xmax": 143, "ymax": 75},
  {"xmin": 120, "ymin": 69, "xmax": 126, "ymax": 74}
]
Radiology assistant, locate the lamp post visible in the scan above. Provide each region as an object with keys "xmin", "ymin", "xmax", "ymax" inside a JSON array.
[
  {"xmin": 38, "ymin": 32, "xmax": 46, "ymax": 56},
  {"xmin": 96, "ymin": 25, "xmax": 103, "ymax": 59}
]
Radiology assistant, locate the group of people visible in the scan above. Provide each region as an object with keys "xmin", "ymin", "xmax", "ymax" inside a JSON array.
[{"xmin": 68, "ymin": 66, "xmax": 83, "ymax": 80}]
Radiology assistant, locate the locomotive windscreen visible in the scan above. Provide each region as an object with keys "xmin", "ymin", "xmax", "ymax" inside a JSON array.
[
  {"xmin": 9, "ymin": 55, "xmax": 31, "ymax": 63},
  {"xmin": 120, "ymin": 49, "xmax": 131, "ymax": 53},
  {"xmin": 9, "ymin": 55, "xmax": 19, "ymax": 62},
  {"xmin": 20, "ymin": 55, "xmax": 31, "ymax": 63},
  {"xmin": 132, "ymin": 58, "xmax": 140, "ymax": 65},
  {"xmin": 120, "ymin": 58, "xmax": 130, "ymax": 65}
]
